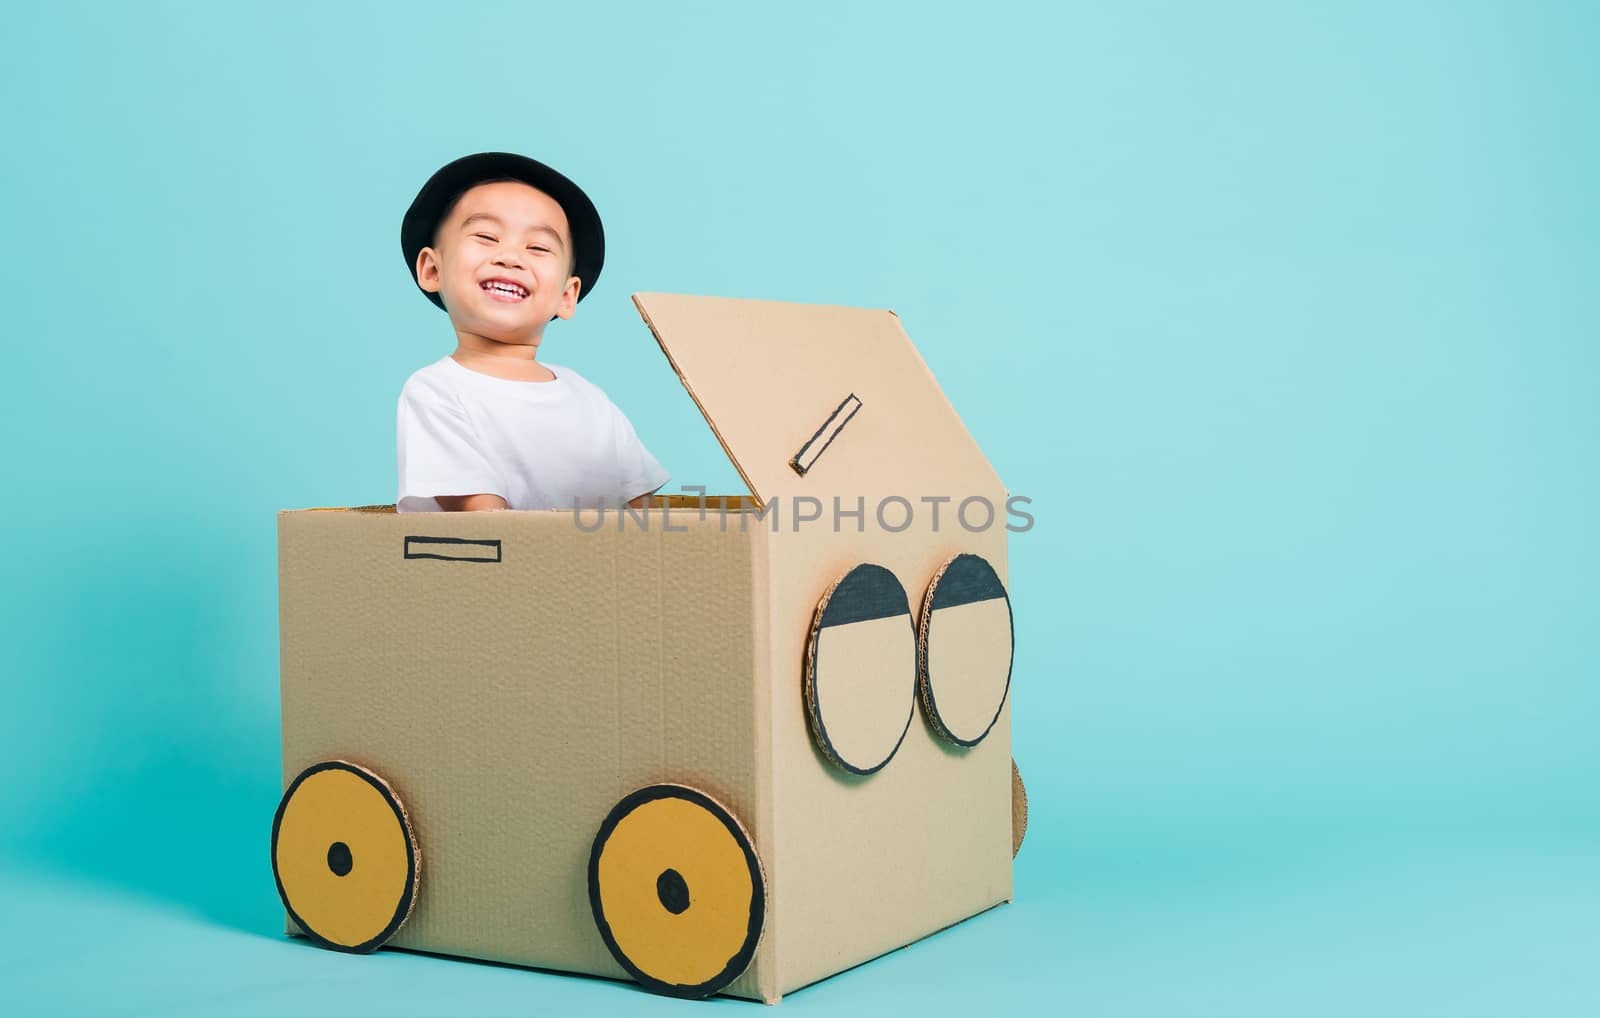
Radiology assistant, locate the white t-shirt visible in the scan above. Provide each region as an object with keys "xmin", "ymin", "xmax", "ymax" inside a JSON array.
[{"xmin": 396, "ymin": 356, "xmax": 670, "ymax": 512}]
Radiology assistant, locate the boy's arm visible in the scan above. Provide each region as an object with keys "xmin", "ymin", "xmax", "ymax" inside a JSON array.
[
  {"xmin": 436, "ymin": 493, "xmax": 510, "ymax": 512},
  {"xmin": 399, "ymin": 388, "xmax": 506, "ymax": 512}
]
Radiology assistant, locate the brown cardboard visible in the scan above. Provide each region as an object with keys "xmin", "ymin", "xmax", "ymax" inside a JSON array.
[
  {"xmin": 631, "ymin": 293, "xmax": 1005, "ymax": 508},
  {"xmin": 277, "ymin": 293, "xmax": 1014, "ymax": 1003}
]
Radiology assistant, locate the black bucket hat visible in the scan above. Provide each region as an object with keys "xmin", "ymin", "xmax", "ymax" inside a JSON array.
[{"xmin": 401, "ymin": 151, "xmax": 605, "ymax": 312}]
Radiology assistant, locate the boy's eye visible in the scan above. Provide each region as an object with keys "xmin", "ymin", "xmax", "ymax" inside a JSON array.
[
  {"xmin": 474, "ymin": 233, "xmax": 496, "ymax": 242},
  {"xmin": 528, "ymin": 245, "xmax": 550, "ymax": 253}
]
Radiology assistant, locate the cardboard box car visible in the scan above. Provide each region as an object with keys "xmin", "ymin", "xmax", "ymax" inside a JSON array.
[{"xmin": 274, "ymin": 293, "xmax": 1021, "ymax": 1003}]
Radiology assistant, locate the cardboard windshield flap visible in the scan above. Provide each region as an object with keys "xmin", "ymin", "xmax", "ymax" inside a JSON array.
[{"xmin": 277, "ymin": 293, "xmax": 1014, "ymax": 1003}]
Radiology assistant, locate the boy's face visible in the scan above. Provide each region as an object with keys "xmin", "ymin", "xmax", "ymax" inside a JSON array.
[{"xmin": 414, "ymin": 180, "xmax": 581, "ymax": 341}]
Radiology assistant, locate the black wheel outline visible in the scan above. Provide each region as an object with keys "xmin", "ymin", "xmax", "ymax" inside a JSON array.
[
  {"xmin": 587, "ymin": 783, "xmax": 766, "ymax": 999},
  {"xmin": 916, "ymin": 552, "xmax": 1015, "ymax": 748},
  {"xmin": 270, "ymin": 759, "xmax": 419, "ymax": 954}
]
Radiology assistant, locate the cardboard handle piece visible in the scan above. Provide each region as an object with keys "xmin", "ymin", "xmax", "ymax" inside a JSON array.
[
  {"xmin": 402, "ymin": 536, "xmax": 503, "ymax": 563},
  {"xmin": 789, "ymin": 393, "xmax": 862, "ymax": 477}
]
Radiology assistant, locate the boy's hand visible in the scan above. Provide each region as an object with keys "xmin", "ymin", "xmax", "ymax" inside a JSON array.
[
  {"xmin": 436, "ymin": 493, "xmax": 510, "ymax": 512},
  {"xmin": 434, "ymin": 493, "xmax": 653, "ymax": 511}
]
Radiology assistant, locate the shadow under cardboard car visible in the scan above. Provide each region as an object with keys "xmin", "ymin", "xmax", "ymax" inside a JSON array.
[{"xmin": 274, "ymin": 293, "xmax": 1026, "ymax": 1003}]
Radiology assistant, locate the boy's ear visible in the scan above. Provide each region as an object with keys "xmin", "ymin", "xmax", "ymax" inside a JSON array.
[
  {"xmin": 553, "ymin": 273, "xmax": 582, "ymax": 320},
  {"xmin": 415, "ymin": 247, "xmax": 443, "ymax": 294}
]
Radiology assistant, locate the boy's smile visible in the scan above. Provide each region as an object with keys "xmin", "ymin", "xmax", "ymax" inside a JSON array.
[
  {"xmin": 481, "ymin": 278, "xmax": 530, "ymax": 302},
  {"xmin": 413, "ymin": 180, "xmax": 582, "ymax": 356}
]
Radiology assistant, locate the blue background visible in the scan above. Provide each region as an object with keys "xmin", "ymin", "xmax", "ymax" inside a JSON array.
[{"xmin": 3, "ymin": 1, "xmax": 1597, "ymax": 1014}]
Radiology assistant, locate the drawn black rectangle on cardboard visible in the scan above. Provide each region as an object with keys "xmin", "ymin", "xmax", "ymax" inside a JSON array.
[
  {"xmin": 789, "ymin": 393, "xmax": 862, "ymax": 477},
  {"xmin": 404, "ymin": 536, "xmax": 503, "ymax": 563}
]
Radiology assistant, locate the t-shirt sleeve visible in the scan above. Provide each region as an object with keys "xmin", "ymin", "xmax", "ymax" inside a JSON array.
[
  {"xmin": 610, "ymin": 401, "xmax": 671, "ymax": 504},
  {"xmin": 396, "ymin": 388, "xmax": 505, "ymax": 512}
]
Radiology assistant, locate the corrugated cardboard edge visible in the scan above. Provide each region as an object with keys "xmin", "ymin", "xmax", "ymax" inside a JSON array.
[
  {"xmin": 633, "ymin": 294, "xmax": 765, "ymax": 511},
  {"xmin": 749, "ymin": 523, "xmax": 780, "ymax": 1004},
  {"xmin": 276, "ymin": 509, "xmax": 296, "ymax": 939},
  {"xmin": 1011, "ymin": 759, "xmax": 1028, "ymax": 858}
]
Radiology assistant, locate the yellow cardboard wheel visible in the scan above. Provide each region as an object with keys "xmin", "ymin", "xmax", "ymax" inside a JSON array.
[
  {"xmin": 271, "ymin": 760, "xmax": 419, "ymax": 953},
  {"xmin": 588, "ymin": 784, "xmax": 765, "ymax": 999}
]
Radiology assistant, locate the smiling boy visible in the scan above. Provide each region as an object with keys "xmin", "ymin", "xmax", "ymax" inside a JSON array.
[{"xmin": 395, "ymin": 152, "xmax": 669, "ymax": 513}]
